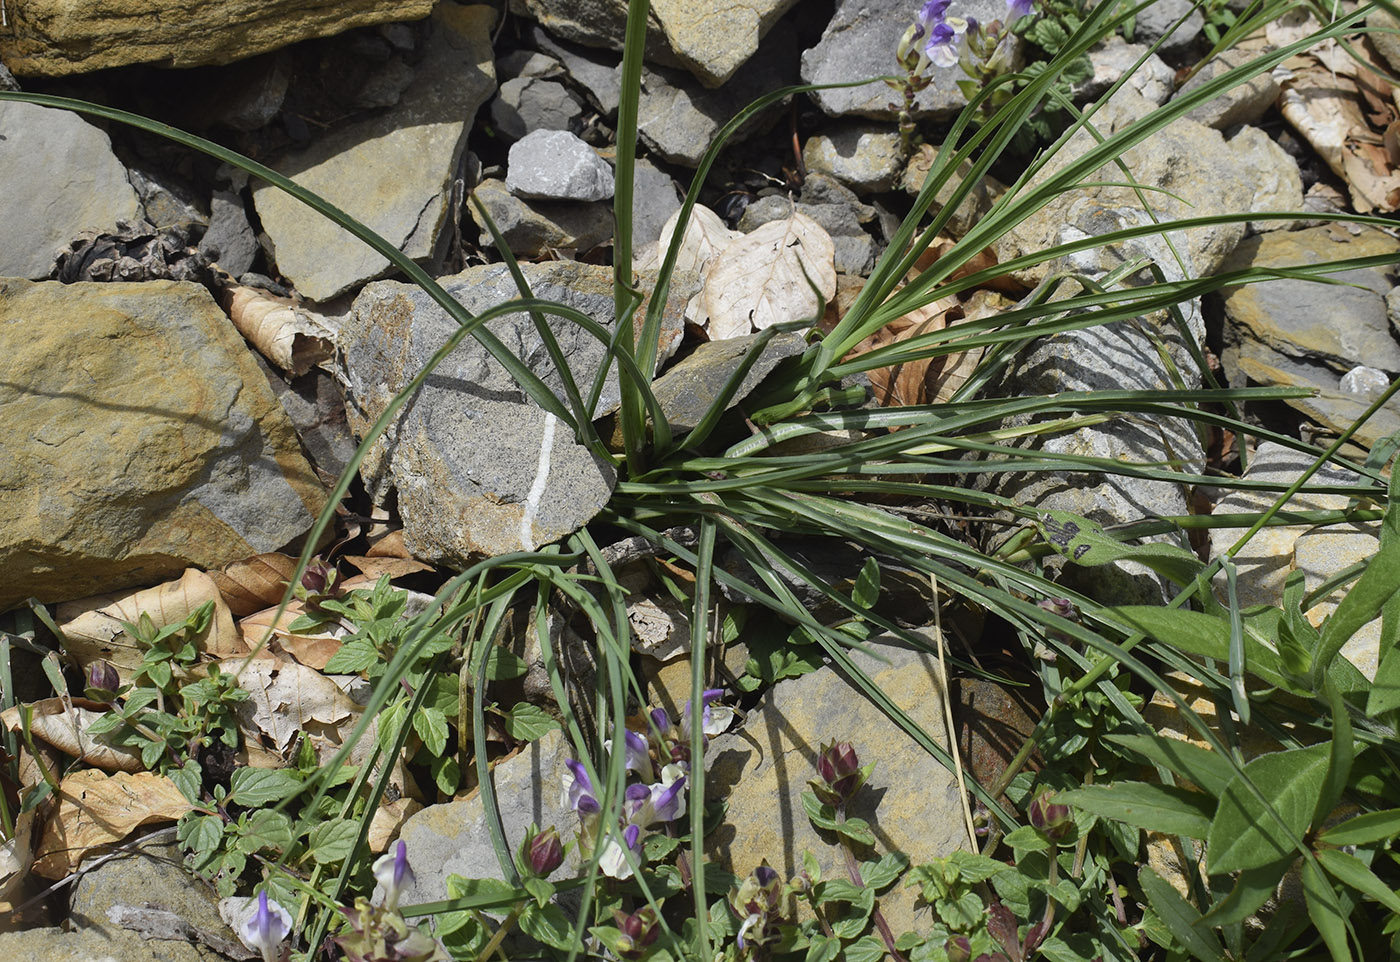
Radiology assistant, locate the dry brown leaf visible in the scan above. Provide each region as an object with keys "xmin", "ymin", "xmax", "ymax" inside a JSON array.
[
  {"xmin": 230, "ymin": 658, "xmax": 360, "ymax": 752},
  {"xmin": 367, "ymin": 798, "xmax": 423, "ymax": 853},
  {"xmin": 220, "ymin": 282, "xmax": 335, "ymax": 376},
  {"xmin": 0, "ymin": 808, "xmax": 38, "ymax": 926},
  {"xmin": 209, "ymin": 553, "xmax": 300, "ymax": 617},
  {"xmin": 32, "ymin": 770, "xmax": 189, "ymax": 878},
  {"xmin": 341, "ymin": 555, "xmax": 434, "ymax": 580},
  {"xmin": 56, "ymin": 569, "xmax": 244, "ymax": 678},
  {"xmin": 366, "ymin": 527, "xmax": 412, "ymax": 559},
  {"xmin": 703, "ymin": 212, "xmax": 837, "ymax": 340},
  {"xmin": 850, "ymin": 290, "xmax": 962, "ymax": 407},
  {"xmin": 238, "ymin": 604, "xmax": 346, "ymax": 670},
  {"xmin": 0, "ymin": 697, "xmax": 145, "ymax": 772}
]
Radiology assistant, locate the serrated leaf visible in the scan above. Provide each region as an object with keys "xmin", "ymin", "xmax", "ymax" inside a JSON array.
[
  {"xmin": 322, "ymin": 636, "xmax": 378, "ymax": 674},
  {"xmin": 1058, "ymin": 782, "xmax": 1213, "ymax": 838},
  {"xmin": 229, "ymin": 767, "xmax": 303, "ymax": 807},
  {"xmin": 504, "ymin": 703, "xmax": 560, "ymax": 742},
  {"xmin": 178, "ymin": 812, "xmax": 225, "ymax": 860},
  {"xmin": 1206, "ymin": 745, "xmax": 1328, "ymax": 875},
  {"xmin": 844, "ymin": 935, "xmax": 886, "ymax": 962},
  {"xmin": 837, "ymin": 817, "xmax": 876, "ymax": 847},
  {"xmin": 804, "ymin": 933, "xmax": 841, "ymax": 962},
  {"xmin": 518, "ymin": 902, "xmax": 574, "ymax": 951},
  {"xmin": 703, "ymin": 212, "xmax": 836, "ymax": 340},
  {"xmin": 1003, "ymin": 825, "xmax": 1051, "ymax": 855},
  {"xmin": 169, "ymin": 761, "xmax": 202, "ymax": 805},
  {"xmin": 482, "ymin": 645, "xmax": 529, "ymax": 681},
  {"xmin": 860, "ymin": 851, "xmax": 908, "ymax": 891},
  {"xmin": 308, "ymin": 819, "xmax": 359, "ymax": 865},
  {"xmin": 412, "ymin": 707, "xmax": 449, "ymax": 757},
  {"xmin": 1138, "ymin": 866, "xmax": 1227, "ymax": 962},
  {"xmin": 238, "ymin": 808, "xmax": 294, "ymax": 854}
]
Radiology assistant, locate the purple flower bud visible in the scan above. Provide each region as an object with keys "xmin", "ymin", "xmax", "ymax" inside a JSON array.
[
  {"xmin": 613, "ymin": 906, "xmax": 660, "ymax": 959},
  {"xmin": 812, "ymin": 741, "xmax": 867, "ymax": 807},
  {"xmin": 1037, "ymin": 597, "xmax": 1077, "ymax": 620},
  {"xmin": 1028, "ymin": 791, "xmax": 1072, "ymax": 843},
  {"xmin": 86, "ymin": 660, "xmax": 120, "ymax": 698},
  {"xmin": 945, "ymin": 936, "xmax": 973, "ymax": 962},
  {"xmin": 524, "ymin": 826, "xmax": 564, "ymax": 877},
  {"xmin": 300, "ymin": 558, "xmax": 337, "ymax": 595},
  {"xmin": 1007, "ymin": 0, "xmax": 1035, "ymax": 19}
]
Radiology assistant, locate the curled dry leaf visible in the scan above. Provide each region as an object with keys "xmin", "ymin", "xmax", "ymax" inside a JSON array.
[
  {"xmin": 209, "ymin": 553, "xmax": 300, "ymax": 617},
  {"xmin": 703, "ymin": 212, "xmax": 837, "ymax": 341},
  {"xmin": 365, "ymin": 527, "xmax": 412, "ymax": 559},
  {"xmin": 238, "ymin": 604, "xmax": 346, "ymax": 670},
  {"xmin": 56, "ymin": 569, "xmax": 244, "ymax": 678},
  {"xmin": 0, "ymin": 808, "xmax": 37, "ymax": 923},
  {"xmin": 32, "ymin": 769, "xmax": 190, "ymax": 878},
  {"xmin": 0, "ymin": 697, "xmax": 144, "ymax": 772},
  {"xmin": 230, "ymin": 657, "xmax": 360, "ymax": 753},
  {"xmin": 341, "ymin": 555, "xmax": 433, "ymax": 581},
  {"xmin": 219, "ymin": 280, "xmax": 335, "ymax": 376}
]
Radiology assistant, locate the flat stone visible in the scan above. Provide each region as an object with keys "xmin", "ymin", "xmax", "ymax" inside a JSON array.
[
  {"xmin": 0, "ymin": 101, "xmax": 144, "ymax": 280},
  {"xmin": 1228, "ymin": 351, "xmax": 1400, "ymax": 455},
  {"xmin": 0, "ymin": 0, "xmax": 433, "ymax": 76},
  {"xmin": 506, "ymin": 129, "xmax": 614, "ymax": 201},
  {"xmin": 1131, "ymin": 0, "xmax": 1205, "ymax": 56},
  {"xmin": 1177, "ymin": 39, "xmax": 1281, "ymax": 129},
  {"xmin": 252, "ymin": 4, "xmax": 495, "ymax": 302},
  {"xmin": 802, "ymin": 124, "xmax": 904, "ymax": 195},
  {"xmin": 0, "ymin": 926, "xmax": 218, "ymax": 962},
  {"xmin": 512, "ymin": 0, "xmax": 677, "ymax": 67},
  {"xmin": 1220, "ymin": 225, "xmax": 1400, "ymax": 374},
  {"xmin": 801, "ymin": 0, "xmax": 1018, "ymax": 119},
  {"xmin": 531, "ymin": 25, "xmax": 624, "ymax": 116},
  {"xmin": 490, "ymin": 76, "xmax": 586, "ymax": 141},
  {"xmin": 704, "ymin": 630, "xmax": 968, "ymax": 938},
  {"xmin": 199, "ymin": 190, "xmax": 260, "ymax": 276},
  {"xmin": 0, "ymin": 278, "xmax": 325, "ymax": 610},
  {"xmin": 650, "ymin": 0, "xmax": 799, "ymax": 87},
  {"xmin": 469, "ymin": 178, "xmax": 614, "ymax": 257},
  {"xmin": 1077, "ymin": 37, "xmax": 1172, "ymax": 104},
  {"xmin": 648, "ymin": 331, "xmax": 808, "ymax": 433}
]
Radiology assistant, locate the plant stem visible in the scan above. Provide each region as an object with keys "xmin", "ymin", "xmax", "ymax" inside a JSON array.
[
  {"xmin": 474, "ymin": 905, "xmax": 521, "ymax": 962},
  {"xmin": 835, "ymin": 805, "xmax": 907, "ymax": 962}
]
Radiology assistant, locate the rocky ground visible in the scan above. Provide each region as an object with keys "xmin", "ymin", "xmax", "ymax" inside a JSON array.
[{"xmin": 1, "ymin": 0, "xmax": 1399, "ymax": 959}]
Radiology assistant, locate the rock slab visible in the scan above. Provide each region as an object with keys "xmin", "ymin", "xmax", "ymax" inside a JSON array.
[
  {"xmin": 0, "ymin": 278, "xmax": 325, "ymax": 610},
  {"xmin": 506, "ymin": 129, "xmax": 615, "ymax": 202},
  {"xmin": 0, "ymin": 101, "xmax": 145, "ymax": 280},
  {"xmin": 252, "ymin": 4, "xmax": 496, "ymax": 302},
  {"xmin": 650, "ymin": 0, "xmax": 799, "ymax": 87},
  {"xmin": 0, "ymin": 0, "xmax": 434, "ymax": 76}
]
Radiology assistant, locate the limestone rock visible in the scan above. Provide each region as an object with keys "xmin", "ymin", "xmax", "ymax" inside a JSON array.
[
  {"xmin": 490, "ymin": 76, "xmax": 586, "ymax": 141},
  {"xmin": 705, "ymin": 631, "xmax": 968, "ymax": 938},
  {"xmin": 802, "ymin": 124, "xmax": 904, "ymax": 195},
  {"xmin": 0, "ymin": 101, "xmax": 144, "ymax": 280},
  {"xmin": 1077, "ymin": 37, "xmax": 1172, "ymax": 105},
  {"xmin": 901, "ymin": 146, "xmax": 1002, "ymax": 239},
  {"xmin": 512, "ymin": 0, "xmax": 677, "ymax": 66},
  {"xmin": 648, "ymin": 331, "xmax": 808, "ymax": 433},
  {"xmin": 1372, "ymin": 8, "xmax": 1400, "ymax": 76},
  {"xmin": 0, "ymin": 0, "xmax": 434, "ymax": 77},
  {"xmin": 252, "ymin": 4, "xmax": 495, "ymax": 302},
  {"xmin": 1226, "ymin": 125, "xmax": 1304, "ymax": 234},
  {"xmin": 801, "ymin": 0, "xmax": 1017, "ymax": 119},
  {"xmin": 469, "ymin": 178, "xmax": 614, "ymax": 257},
  {"xmin": 0, "ymin": 926, "xmax": 218, "ymax": 962},
  {"xmin": 1131, "ymin": 0, "xmax": 1205, "ymax": 56},
  {"xmin": 628, "ymin": 158, "xmax": 682, "ymax": 260},
  {"xmin": 1177, "ymin": 39, "xmax": 1281, "ymax": 130},
  {"xmin": 0, "ymin": 278, "xmax": 325, "ymax": 610},
  {"xmin": 650, "ymin": 0, "xmax": 799, "ymax": 87},
  {"xmin": 506, "ymin": 129, "xmax": 615, "ymax": 202},
  {"xmin": 199, "ymin": 190, "xmax": 260, "ymax": 277},
  {"xmin": 531, "ymin": 25, "xmax": 624, "ymax": 116}
]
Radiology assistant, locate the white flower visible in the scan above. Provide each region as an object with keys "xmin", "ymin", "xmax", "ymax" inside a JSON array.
[{"xmin": 238, "ymin": 891, "xmax": 292, "ymax": 962}]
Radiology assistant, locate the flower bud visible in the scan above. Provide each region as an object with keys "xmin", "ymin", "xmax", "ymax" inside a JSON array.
[
  {"xmin": 1028, "ymin": 791, "xmax": 1073, "ymax": 843},
  {"xmin": 944, "ymin": 936, "xmax": 972, "ymax": 962},
  {"xmin": 373, "ymin": 840, "xmax": 416, "ymax": 911},
  {"xmin": 613, "ymin": 906, "xmax": 659, "ymax": 959},
  {"xmin": 1037, "ymin": 597, "xmax": 1076, "ymax": 620},
  {"xmin": 524, "ymin": 826, "xmax": 564, "ymax": 877},
  {"xmin": 811, "ymin": 741, "xmax": 867, "ymax": 807},
  {"xmin": 86, "ymin": 660, "xmax": 121, "ymax": 699}
]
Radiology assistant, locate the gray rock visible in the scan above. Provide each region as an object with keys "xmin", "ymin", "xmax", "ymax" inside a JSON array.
[
  {"xmin": 900, "ymin": 146, "xmax": 1001, "ymax": 238},
  {"xmin": 801, "ymin": 123, "xmax": 903, "ymax": 194},
  {"xmin": 801, "ymin": 0, "xmax": 1018, "ymax": 119},
  {"xmin": 469, "ymin": 178, "xmax": 614, "ymax": 257},
  {"xmin": 648, "ymin": 330, "xmax": 808, "ymax": 433},
  {"xmin": 705, "ymin": 630, "xmax": 967, "ymax": 938},
  {"xmin": 356, "ymin": 55, "xmax": 417, "ymax": 109},
  {"xmin": 531, "ymin": 25, "xmax": 624, "ymax": 116},
  {"xmin": 199, "ymin": 189, "xmax": 259, "ymax": 276},
  {"xmin": 129, "ymin": 167, "xmax": 207, "ymax": 233},
  {"xmin": 739, "ymin": 196, "xmax": 876, "ymax": 276},
  {"xmin": 1177, "ymin": 40, "xmax": 1281, "ymax": 129},
  {"xmin": 1131, "ymin": 0, "xmax": 1205, "ymax": 56},
  {"xmin": 0, "ymin": 278, "xmax": 326, "ymax": 610},
  {"xmin": 650, "ymin": 0, "xmax": 800, "ymax": 87},
  {"xmin": 506, "ymin": 129, "xmax": 614, "ymax": 201},
  {"xmin": 629, "ymin": 157, "xmax": 682, "ymax": 256},
  {"xmin": 394, "ymin": 728, "xmax": 576, "ymax": 906},
  {"xmin": 491, "ymin": 76, "xmax": 586, "ymax": 141},
  {"xmin": 1077, "ymin": 37, "xmax": 1172, "ymax": 104},
  {"xmin": 1226, "ymin": 125, "xmax": 1304, "ymax": 234},
  {"xmin": 252, "ymin": 4, "xmax": 495, "ymax": 302},
  {"xmin": 1388, "ymin": 285, "xmax": 1400, "ymax": 332},
  {"xmin": 0, "ymin": 926, "xmax": 219, "ymax": 962},
  {"xmin": 0, "ymin": 100, "xmax": 144, "ymax": 279},
  {"xmin": 636, "ymin": 22, "xmax": 799, "ymax": 166},
  {"xmin": 1339, "ymin": 365, "xmax": 1390, "ymax": 401},
  {"xmin": 1371, "ymin": 8, "xmax": 1400, "ymax": 76},
  {"xmin": 512, "ymin": 0, "xmax": 678, "ymax": 67},
  {"xmin": 0, "ymin": 62, "xmax": 17, "ymax": 90},
  {"xmin": 212, "ymin": 51, "xmax": 292, "ymax": 132},
  {"xmin": 496, "ymin": 49, "xmax": 565, "ymax": 81},
  {"xmin": 258, "ymin": 360, "xmax": 358, "ymax": 482}
]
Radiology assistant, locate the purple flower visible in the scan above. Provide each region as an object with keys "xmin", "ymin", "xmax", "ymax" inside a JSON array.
[
  {"xmin": 925, "ymin": 19, "xmax": 966, "ymax": 68},
  {"xmin": 613, "ymin": 906, "xmax": 660, "ymax": 959},
  {"xmin": 682, "ymin": 688, "xmax": 734, "ymax": 737},
  {"xmin": 920, "ymin": 0, "xmax": 953, "ymax": 23},
  {"xmin": 1007, "ymin": 0, "xmax": 1035, "ymax": 18},
  {"xmin": 598, "ymin": 822, "xmax": 643, "ymax": 879},
  {"xmin": 623, "ymin": 767, "xmax": 687, "ymax": 827},
  {"xmin": 239, "ymin": 891, "xmax": 291, "ymax": 962},
  {"xmin": 731, "ymin": 861, "xmax": 785, "ymax": 951},
  {"xmin": 562, "ymin": 759, "xmax": 601, "ymax": 815},
  {"xmin": 372, "ymin": 840, "xmax": 416, "ymax": 910}
]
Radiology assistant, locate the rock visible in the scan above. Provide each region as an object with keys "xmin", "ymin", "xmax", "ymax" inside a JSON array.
[
  {"xmin": 0, "ymin": 62, "xmax": 17, "ymax": 90},
  {"xmin": 954, "ymin": 677, "xmax": 1042, "ymax": 807},
  {"xmin": 0, "ymin": 0, "xmax": 434, "ymax": 76},
  {"xmin": 252, "ymin": 4, "xmax": 495, "ymax": 302},
  {"xmin": 801, "ymin": 0, "xmax": 1017, "ymax": 119},
  {"xmin": 1220, "ymin": 226, "xmax": 1400, "ymax": 375},
  {"xmin": 211, "ymin": 51, "xmax": 292, "ymax": 132},
  {"xmin": 704, "ymin": 630, "xmax": 968, "ymax": 938},
  {"xmin": 628, "ymin": 158, "xmax": 682, "ymax": 258},
  {"xmin": 1131, "ymin": 0, "xmax": 1205, "ymax": 56},
  {"xmin": 339, "ymin": 262, "xmax": 690, "ymax": 563},
  {"xmin": 738, "ymin": 196, "xmax": 876, "ymax": 276},
  {"xmin": 636, "ymin": 22, "xmax": 799, "ymax": 166},
  {"xmin": 531, "ymin": 25, "xmax": 624, "ymax": 116},
  {"xmin": 802, "ymin": 124, "xmax": 904, "ymax": 195},
  {"xmin": 258, "ymin": 361, "xmax": 358, "ymax": 482},
  {"xmin": 0, "ymin": 278, "xmax": 325, "ymax": 610},
  {"xmin": 1207, "ymin": 442, "xmax": 1383, "ymax": 680},
  {"xmin": 1371, "ymin": 8, "xmax": 1400, "ymax": 76},
  {"xmin": 490, "ymin": 76, "xmax": 586, "ymax": 141},
  {"xmin": 512, "ymin": 0, "xmax": 677, "ymax": 67},
  {"xmin": 1177, "ymin": 39, "xmax": 1281, "ymax": 129},
  {"xmin": 69, "ymin": 832, "xmax": 244, "ymax": 958},
  {"xmin": 648, "ymin": 331, "xmax": 808, "ymax": 433},
  {"xmin": 506, "ymin": 129, "xmax": 614, "ymax": 201},
  {"xmin": 643, "ymin": 639, "xmax": 751, "ymax": 721},
  {"xmin": 469, "ymin": 178, "xmax": 614, "ymax": 257},
  {"xmin": 497, "ymin": 49, "xmax": 565, "ymax": 81},
  {"xmin": 0, "ymin": 926, "xmax": 219, "ymax": 962},
  {"xmin": 1226, "ymin": 125, "xmax": 1304, "ymax": 234},
  {"xmin": 393, "ymin": 728, "xmax": 576, "ymax": 906},
  {"xmin": 649, "ymin": 0, "xmax": 800, "ymax": 87},
  {"xmin": 901, "ymin": 145, "xmax": 1002, "ymax": 238},
  {"xmin": 1340, "ymin": 365, "xmax": 1391, "ymax": 401},
  {"xmin": 199, "ymin": 190, "xmax": 260, "ymax": 277},
  {"xmin": 356, "ymin": 56, "xmax": 418, "ymax": 109},
  {"xmin": 0, "ymin": 101, "xmax": 144, "ymax": 280},
  {"xmin": 1077, "ymin": 37, "xmax": 1173, "ymax": 105},
  {"xmin": 993, "ymin": 91, "xmax": 1299, "ymax": 285},
  {"xmin": 129, "ymin": 168, "xmax": 207, "ymax": 234}
]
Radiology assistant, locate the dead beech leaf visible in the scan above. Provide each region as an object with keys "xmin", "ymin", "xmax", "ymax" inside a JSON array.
[
  {"xmin": 57, "ymin": 569, "xmax": 244, "ymax": 677},
  {"xmin": 368, "ymin": 798, "xmax": 423, "ymax": 852},
  {"xmin": 209, "ymin": 553, "xmax": 300, "ymax": 617},
  {"xmin": 366, "ymin": 528, "xmax": 412, "ymax": 559},
  {"xmin": 647, "ymin": 204, "xmax": 740, "ymax": 274},
  {"xmin": 32, "ymin": 770, "xmax": 189, "ymax": 878},
  {"xmin": 238, "ymin": 604, "xmax": 346, "ymax": 670},
  {"xmin": 703, "ymin": 212, "xmax": 837, "ymax": 341},
  {"xmin": 219, "ymin": 281, "xmax": 335, "ymax": 376},
  {"xmin": 0, "ymin": 808, "xmax": 37, "ymax": 923},
  {"xmin": 230, "ymin": 658, "xmax": 359, "ymax": 752},
  {"xmin": 341, "ymin": 555, "xmax": 433, "ymax": 580},
  {"xmin": 0, "ymin": 697, "xmax": 144, "ymax": 772},
  {"xmin": 849, "ymin": 289, "xmax": 962, "ymax": 407}
]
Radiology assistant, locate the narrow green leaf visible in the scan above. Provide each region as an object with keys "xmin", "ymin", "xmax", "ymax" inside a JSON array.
[
  {"xmin": 1317, "ymin": 807, "xmax": 1400, "ymax": 846},
  {"xmin": 1222, "ymin": 558, "xmax": 1251, "ymax": 724},
  {"xmin": 1313, "ymin": 677, "xmax": 1353, "ymax": 828},
  {"xmin": 1107, "ymin": 734, "xmax": 1233, "ymax": 796},
  {"xmin": 1058, "ymin": 782, "xmax": 1213, "ymax": 838},
  {"xmin": 1365, "ymin": 589, "xmax": 1400, "ymax": 716},
  {"xmin": 1199, "ymin": 856, "xmax": 1293, "ymax": 927},
  {"xmin": 1301, "ymin": 857, "xmax": 1353, "ymax": 962},
  {"xmin": 1317, "ymin": 848, "xmax": 1400, "ymax": 914},
  {"xmin": 1038, "ymin": 511, "xmax": 1205, "ymax": 586},
  {"xmin": 1206, "ymin": 745, "xmax": 1328, "ymax": 875},
  {"xmin": 1138, "ymin": 866, "xmax": 1227, "ymax": 962},
  {"xmin": 852, "ymin": 557, "xmax": 880, "ymax": 610}
]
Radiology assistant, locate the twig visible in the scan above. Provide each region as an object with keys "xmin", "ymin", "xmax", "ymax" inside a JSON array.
[{"xmin": 932, "ymin": 573, "xmax": 979, "ymax": 849}]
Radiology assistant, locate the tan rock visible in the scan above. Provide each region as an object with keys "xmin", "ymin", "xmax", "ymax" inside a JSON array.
[
  {"xmin": 0, "ymin": 0, "xmax": 434, "ymax": 77},
  {"xmin": 0, "ymin": 278, "xmax": 326, "ymax": 608},
  {"xmin": 651, "ymin": 0, "xmax": 799, "ymax": 87}
]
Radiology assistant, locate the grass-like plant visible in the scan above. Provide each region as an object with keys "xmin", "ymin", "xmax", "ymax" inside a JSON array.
[{"xmin": 4, "ymin": 0, "xmax": 1400, "ymax": 959}]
